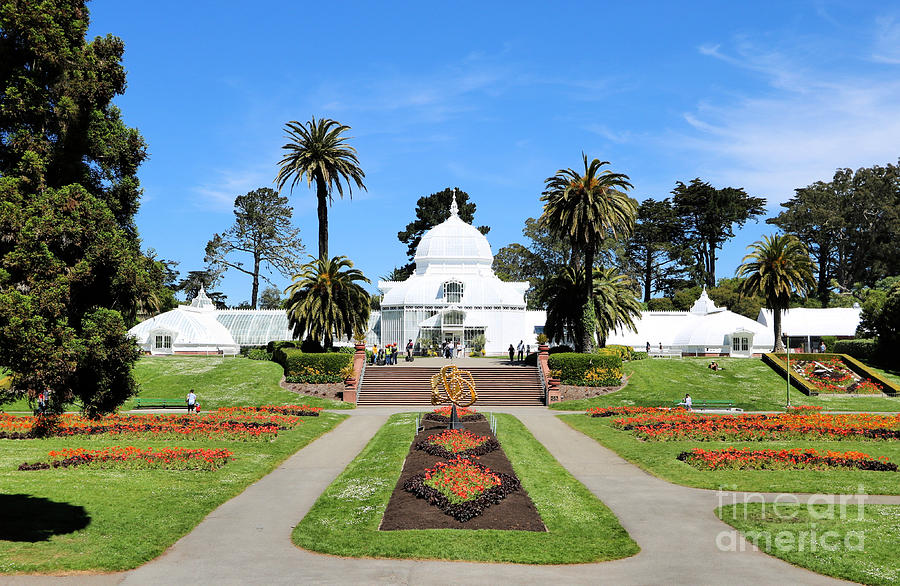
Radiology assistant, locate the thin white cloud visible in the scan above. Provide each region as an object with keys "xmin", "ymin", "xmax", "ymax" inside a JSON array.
[
  {"xmin": 192, "ymin": 164, "xmax": 278, "ymax": 212},
  {"xmin": 872, "ymin": 15, "xmax": 900, "ymax": 63},
  {"xmin": 668, "ymin": 35, "xmax": 900, "ymax": 206}
]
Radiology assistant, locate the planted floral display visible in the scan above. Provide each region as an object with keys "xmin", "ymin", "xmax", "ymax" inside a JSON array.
[
  {"xmin": 791, "ymin": 356, "xmax": 884, "ymax": 394},
  {"xmin": 404, "ymin": 457, "xmax": 521, "ymax": 521},
  {"xmin": 423, "ymin": 405, "xmax": 485, "ymax": 423},
  {"xmin": 415, "ymin": 429, "xmax": 500, "ymax": 459},
  {"xmin": 786, "ymin": 405, "xmax": 823, "ymax": 412},
  {"xmin": 611, "ymin": 411, "xmax": 900, "ymax": 441},
  {"xmin": 216, "ymin": 405, "xmax": 323, "ymax": 417},
  {"xmin": 18, "ymin": 446, "xmax": 234, "ymax": 471},
  {"xmin": 587, "ymin": 406, "xmax": 673, "ymax": 418},
  {"xmin": 677, "ymin": 447, "xmax": 897, "ymax": 472},
  {"xmin": 0, "ymin": 411, "xmax": 305, "ymax": 440}
]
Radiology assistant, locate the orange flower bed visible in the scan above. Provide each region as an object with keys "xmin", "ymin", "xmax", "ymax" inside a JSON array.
[
  {"xmin": 678, "ymin": 447, "xmax": 897, "ymax": 472},
  {"xmin": 18, "ymin": 446, "xmax": 234, "ymax": 471}
]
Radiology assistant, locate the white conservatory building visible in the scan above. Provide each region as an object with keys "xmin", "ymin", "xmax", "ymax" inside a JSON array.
[
  {"xmin": 607, "ymin": 288, "xmax": 775, "ymax": 357},
  {"xmin": 374, "ymin": 196, "xmax": 546, "ymax": 354},
  {"xmin": 128, "ymin": 287, "xmax": 293, "ymax": 355}
]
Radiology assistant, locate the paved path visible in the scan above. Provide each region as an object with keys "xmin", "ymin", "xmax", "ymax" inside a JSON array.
[{"xmin": 10, "ymin": 407, "xmax": 900, "ymax": 585}]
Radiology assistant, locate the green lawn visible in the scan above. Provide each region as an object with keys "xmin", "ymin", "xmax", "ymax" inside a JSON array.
[
  {"xmin": 292, "ymin": 413, "xmax": 639, "ymax": 564},
  {"xmin": 0, "ymin": 412, "xmax": 347, "ymax": 573},
  {"xmin": 550, "ymin": 357, "xmax": 900, "ymax": 412},
  {"xmin": 2, "ymin": 356, "xmax": 352, "ymax": 413},
  {"xmin": 561, "ymin": 413, "xmax": 900, "ymax": 495},
  {"xmin": 718, "ymin": 504, "xmax": 900, "ymax": 586}
]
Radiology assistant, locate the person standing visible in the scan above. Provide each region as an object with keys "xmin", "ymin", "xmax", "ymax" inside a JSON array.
[
  {"xmin": 508, "ymin": 343, "xmax": 515, "ymax": 363},
  {"xmin": 392, "ymin": 344, "xmax": 399, "ymax": 365},
  {"xmin": 517, "ymin": 340, "xmax": 524, "ymax": 362},
  {"xmin": 406, "ymin": 339, "xmax": 413, "ymax": 361},
  {"xmin": 646, "ymin": 341, "xmax": 651, "ymax": 353},
  {"xmin": 186, "ymin": 389, "xmax": 197, "ymax": 413}
]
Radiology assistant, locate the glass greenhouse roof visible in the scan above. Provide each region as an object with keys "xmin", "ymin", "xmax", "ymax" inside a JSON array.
[{"xmin": 215, "ymin": 310, "xmax": 293, "ymax": 346}]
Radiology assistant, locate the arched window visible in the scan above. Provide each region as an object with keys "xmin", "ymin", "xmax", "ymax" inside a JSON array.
[{"xmin": 443, "ymin": 280, "xmax": 464, "ymax": 303}]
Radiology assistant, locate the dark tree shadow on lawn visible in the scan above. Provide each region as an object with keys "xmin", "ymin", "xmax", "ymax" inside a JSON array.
[{"xmin": 0, "ymin": 494, "xmax": 90, "ymax": 542}]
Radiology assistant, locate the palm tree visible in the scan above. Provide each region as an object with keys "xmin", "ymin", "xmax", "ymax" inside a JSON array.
[
  {"xmin": 540, "ymin": 266, "xmax": 584, "ymax": 345},
  {"xmin": 592, "ymin": 267, "xmax": 642, "ymax": 347},
  {"xmin": 275, "ymin": 117, "xmax": 366, "ymax": 259},
  {"xmin": 285, "ymin": 255, "xmax": 370, "ymax": 349},
  {"xmin": 736, "ymin": 234, "xmax": 816, "ymax": 352},
  {"xmin": 540, "ymin": 154, "xmax": 636, "ymax": 352}
]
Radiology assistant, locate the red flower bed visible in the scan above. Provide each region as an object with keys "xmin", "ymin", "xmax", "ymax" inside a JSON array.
[
  {"xmin": 18, "ymin": 446, "xmax": 233, "ymax": 471},
  {"xmin": 216, "ymin": 405, "xmax": 323, "ymax": 417},
  {"xmin": 792, "ymin": 356, "xmax": 883, "ymax": 394},
  {"xmin": 787, "ymin": 405, "xmax": 823, "ymax": 412},
  {"xmin": 414, "ymin": 429, "xmax": 500, "ymax": 459},
  {"xmin": 404, "ymin": 457, "xmax": 521, "ymax": 521},
  {"xmin": 612, "ymin": 412, "xmax": 900, "ymax": 441},
  {"xmin": 677, "ymin": 447, "xmax": 897, "ymax": 472},
  {"xmin": 0, "ymin": 412, "xmax": 298, "ymax": 440},
  {"xmin": 587, "ymin": 406, "xmax": 673, "ymax": 417},
  {"xmin": 423, "ymin": 406, "xmax": 484, "ymax": 423}
]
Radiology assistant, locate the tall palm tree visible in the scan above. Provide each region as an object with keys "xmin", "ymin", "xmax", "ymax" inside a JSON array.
[
  {"xmin": 539, "ymin": 266, "xmax": 584, "ymax": 345},
  {"xmin": 736, "ymin": 234, "xmax": 816, "ymax": 352},
  {"xmin": 285, "ymin": 255, "xmax": 370, "ymax": 349},
  {"xmin": 540, "ymin": 154, "xmax": 636, "ymax": 352},
  {"xmin": 275, "ymin": 117, "xmax": 366, "ymax": 259},
  {"xmin": 592, "ymin": 267, "xmax": 642, "ymax": 347}
]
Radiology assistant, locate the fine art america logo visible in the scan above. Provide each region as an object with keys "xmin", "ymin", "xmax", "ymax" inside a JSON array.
[{"xmin": 715, "ymin": 485, "xmax": 868, "ymax": 553}]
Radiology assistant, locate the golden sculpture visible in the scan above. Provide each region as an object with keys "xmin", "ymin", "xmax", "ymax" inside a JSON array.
[{"xmin": 430, "ymin": 364, "xmax": 478, "ymax": 408}]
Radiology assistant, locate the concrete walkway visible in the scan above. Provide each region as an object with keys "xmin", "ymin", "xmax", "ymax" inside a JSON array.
[{"xmin": 10, "ymin": 407, "xmax": 900, "ymax": 585}]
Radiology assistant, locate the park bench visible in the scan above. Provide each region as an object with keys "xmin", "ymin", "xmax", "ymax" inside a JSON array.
[
  {"xmin": 134, "ymin": 398, "xmax": 188, "ymax": 409},
  {"xmin": 672, "ymin": 399, "xmax": 739, "ymax": 411}
]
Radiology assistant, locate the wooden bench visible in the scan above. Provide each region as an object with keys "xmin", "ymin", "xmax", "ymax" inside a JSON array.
[
  {"xmin": 134, "ymin": 398, "xmax": 188, "ymax": 409},
  {"xmin": 672, "ymin": 400, "xmax": 738, "ymax": 410}
]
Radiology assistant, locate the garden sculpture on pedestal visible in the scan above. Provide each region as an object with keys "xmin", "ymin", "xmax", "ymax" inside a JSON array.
[{"xmin": 430, "ymin": 364, "xmax": 478, "ymax": 430}]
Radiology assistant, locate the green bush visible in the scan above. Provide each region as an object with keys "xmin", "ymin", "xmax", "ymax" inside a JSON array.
[
  {"xmin": 548, "ymin": 345, "xmax": 574, "ymax": 355},
  {"xmin": 547, "ymin": 352, "xmax": 623, "ymax": 387},
  {"xmin": 239, "ymin": 345, "xmax": 267, "ymax": 356},
  {"xmin": 820, "ymin": 336, "xmax": 837, "ymax": 352},
  {"xmin": 246, "ymin": 348, "xmax": 272, "ymax": 361},
  {"xmin": 280, "ymin": 348, "xmax": 351, "ymax": 384},
  {"xmin": 632, "ymin": 351, "xmax": 648, "ymax": 360},
  {"xmin": 524, "ymin": 352, "xmax": 537, "ymax": 366},
  {"xmin": 833, "ymin": 339, "xmax": 878, "ymax": 361},
  {"xmin": 336, "ymin": 346, "xmax": 355, "ymax": 354},
  {"xmin": 647, "ymin": 297, "xmax": 674, "ymax": 311}
]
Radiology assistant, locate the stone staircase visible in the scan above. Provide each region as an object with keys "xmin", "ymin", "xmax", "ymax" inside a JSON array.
[{"xmin": 357, "ymin": 365, "xmax": 545, "ymax": 406}]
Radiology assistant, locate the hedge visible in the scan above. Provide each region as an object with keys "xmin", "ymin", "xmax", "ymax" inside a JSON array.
[
  {"xmin": 599, "ymin": 344, "xmax": 633, "ymax": 361},
  {"xmin": 547, "ymin": 352, "xmax": 623, "ymax": 387},
  {"xmin": 833, "ymin": 339, "xmax": 878, "ymax": 361},
  {"xmin": 277, "ymin": 348, "xmax": 352, "ymax": 384},
  {"xmin": 762, "ymin": 353, "xmax": 820, "ymax": 396}
]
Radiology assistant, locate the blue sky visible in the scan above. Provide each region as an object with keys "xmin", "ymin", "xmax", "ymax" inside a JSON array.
[{"xmin": 87, "ymin": 0, "xmax": 900, "ymax": 304}]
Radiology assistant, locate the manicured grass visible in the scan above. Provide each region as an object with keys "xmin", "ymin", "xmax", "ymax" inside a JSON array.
[
  {"xmin": 0, "ymin": 412, "xmax": 346, "ymax": 573},
  {"xmin": 550, "ymin": 357, "xmax": 900, "ymax": 412},
  {"xmin": 1, "ymin": 356, "xmax": 352, "ymax": 413},
  {"xmin": 292, "ymin": 413, "xmax": 639, "ymax": 563},
  {"xmin": 717, "ymin": 504, "xmax": 900, "ymax": 586},
  {"xmin": 561, "ymin": 414, "xmax": 900, "ymax": 495}
]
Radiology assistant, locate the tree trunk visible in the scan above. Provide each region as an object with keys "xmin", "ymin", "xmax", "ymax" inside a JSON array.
[
  {"xmin": 315, "ymin": 170, "xmax": 329, "ymax": 260},
  {"xmin": 773, "ymin": 309, "xmax": 785, "ymax": 352},
  {"xmin": 581, "ymin": 245, "xmax": 595, "ymax": 353},
  {"xmin": 707, "ymin": 241, "xmax": 716, "ymax": 288},
  {"xmin": 817, "ymin": 248, "xmax": 829, "ymax": 304},
  {"xmin": 250, "ymin": 254, "xmax": 260, "ymax": 309},
  {"xmin": 643, "ymin": 248, "xmax": 652, "ymax": 302}
]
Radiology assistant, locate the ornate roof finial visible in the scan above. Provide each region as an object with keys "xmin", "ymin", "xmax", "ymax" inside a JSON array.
[{"xmin": 449, "ymin": 188, "xmax": 459, "ymax": 216}]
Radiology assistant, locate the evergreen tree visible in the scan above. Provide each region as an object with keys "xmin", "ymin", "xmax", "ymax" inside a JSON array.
[{"xmin": 0, "ymin": 1, "xmax": 153, "ymax": 416}]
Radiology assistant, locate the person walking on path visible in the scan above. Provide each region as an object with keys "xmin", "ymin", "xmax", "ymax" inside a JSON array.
[
  {"xmin": 517, "ymin": 340, "xmax": 525, "ymax": 362},
  {"xmin": 508, "ymin": 343, "xmax": 515, "ymax": 363},
  {"xmin": 186, "ymin": 389, "xmax": 197, "ymax": 413}
]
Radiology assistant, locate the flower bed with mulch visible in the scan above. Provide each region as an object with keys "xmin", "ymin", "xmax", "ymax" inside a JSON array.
[
  {"xmin": 413, "ymin": 428, "xmax": 500, "ymax": 459},
  {"xmin": 18, "ymin": 446, "xmax": 234, "ymax": 471},
  {"xmin": 421, "ymin": 405, "xmax": 485, "ymax": 423},
  {"xmin": 611, "ymin": 411, "xmax": 900, "ymax": 442},
  {"xmin": 791, "ymin": 356, "xmax": 883, "ymax": 394},
  {"xmin": 380, "ymin": 418, "xmax": 545, "ymax": 531},
  {"xmin": 677, "ymin": 447, "xmax": 898, "ymax": 472}
]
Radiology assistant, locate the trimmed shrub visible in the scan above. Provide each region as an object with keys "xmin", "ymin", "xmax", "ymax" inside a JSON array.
[
  {"xmin": 280, "ymin": 349, "xmax": 351, "ymax": 384},
  {"xmin": 632, "ymin": 351, "xmax": 648, "ymax": 360},
  {"xmin": 600, "ymin": 344, "xmax": 633, "ymax": 361},
  {"xmin": 548, "ymin": 345, "xmax": 574, "ymax": 355},
  {"xmin": 300, "ymin": 338, "xmax": 325, "ymax": 353},
  {"xmin": 267, "ymin": 340, "xmax": 296, "ymax": 353},
  {"xmin": 239, "ymin": 345, "xmax": 267, "ymax": 357},
  {"xmin": 524, "ymin": 352, "xmax": 537, "ymax": 366},
  {"xmin": 548, "ymin": 352, "xmax": 623, "ymax": 387},
  {"xmin": 820, "ymin": 336, "xmax": 837, "ymax": 352},
  {"xmin": 246, "ymin": 348, "xmax": 272, "ymax": 361},
  {"xmin": 336, "ymin": 346, "xmax": 355, "ymax": 354},
  {"xmin": 834, "ymin": 339, "xmax": 878, "ymax": 361}
]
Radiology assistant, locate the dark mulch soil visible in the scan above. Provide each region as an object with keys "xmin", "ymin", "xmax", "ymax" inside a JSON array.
[
  {"xmin": 422, "ymin": 412, "xmax": 485, "ymax": 423},
  {"xmin": 379, "ymin": 419, "xmax": 546, "ymax": 531}
]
